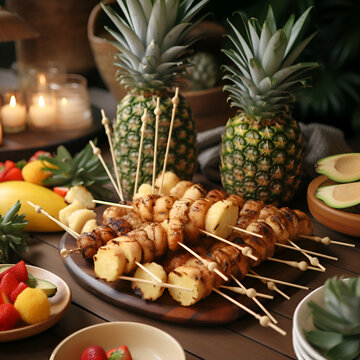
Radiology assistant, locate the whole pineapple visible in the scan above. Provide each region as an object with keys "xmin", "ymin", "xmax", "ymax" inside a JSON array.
[
  {"xmin": 221, "ymin": 7, "xmax": 318, "ymax": 204},
  {"xmin": 102, "ymin": 0, "xmax": 209, "ymax": 198}
]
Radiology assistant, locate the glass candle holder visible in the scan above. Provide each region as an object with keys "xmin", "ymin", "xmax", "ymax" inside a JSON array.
[
  {"xmin": 28, "ymin": 91, "xmax": 57, "ymax": 130},
  {"xmin": 0, "ymin": 90, "xmax": 27, "ymax": 133},
  {"xmin": 54, "ymin": 74, "xmax": 92, "ymax": 130}
]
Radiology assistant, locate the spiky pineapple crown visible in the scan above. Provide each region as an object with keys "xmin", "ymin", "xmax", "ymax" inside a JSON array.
[
  {"xmin": 223, "ymin": 6, "xmax": 319, "ymax": 119},
  {"xmin": 101, "ymin": 0, "xmax": 209, "ymax": 93},
  {"xmin": 0, "ymin": 201, "xmax": 28, "ymax": 263}
]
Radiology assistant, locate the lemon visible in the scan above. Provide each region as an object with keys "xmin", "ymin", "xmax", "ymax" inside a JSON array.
[
  {"xmin": 22, "ymin": 159, "xmax": 56, "ymax": 185},
  {"xmin": 14, "ymin": 287, "xmax": 50, "ymax": 325}
]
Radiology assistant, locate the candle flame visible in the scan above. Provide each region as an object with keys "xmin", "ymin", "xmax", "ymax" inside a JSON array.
[
  {"xmin": 38, "ymin": 73, "xmax": 46, "ymax": 86},
  {"xmin": 9, "ymin": 95, "xmax": 16, "ymax": 107},
  {"xmin": 39, "ymin": 95, "xmax": 45, "ymax": 107},
  {"xmin": 61, "ymin": 97, "xmax": 68, "ymax": 105}
]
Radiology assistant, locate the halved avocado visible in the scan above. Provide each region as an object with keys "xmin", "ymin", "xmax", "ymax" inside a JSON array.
[
  {"xmin": 316, "ymin": 153, "xmax": 360, "ymax": 183},
  {"xmin": 315, "ymin": 181, "xmax": 360, "ymax": 209}
]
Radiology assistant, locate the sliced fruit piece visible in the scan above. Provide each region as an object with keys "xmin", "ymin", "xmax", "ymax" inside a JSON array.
[
  {"xmin": 0, "ymin": 261, "xmax": 29, "ymax": 283},
  {"xmin": 155, "ymin": 171, "xmax": 180, "ymax": 196},
  {"xmin": 68, "ymin": 208, "xmax": 96, "ymax": 234},
  {"xmin": 0, "ymin": 272, "xmax": 19, "ymax": 298},
  {"xmin": 133, "ymin": 183, "xmax": 153, "ymax": 200},
  {"xmin": 0, "ymin": 303, "xmax": 19, "ymax": 330},
  {"xmin": 59, "ymin": 199, "xmax": 86, "ymax": 226},
  {"xmin": 131, "ymin": 262, "xmax": 167, "ymax": 301},
  {"xmin": 10, "ymin": 282, "xmax": 28, "ymax": 303},
  {"xmin": 106, "ymin": 345, "xmax": 132, "ymax": 360},
  {"xmin": 315, "ymin": 181, "xmax": 360, "ymax": 209},
  {"xmin": 205, "ymin": 199, "xmax": 239, "ymax": 238},
  {"xmin": 81, "ymin": 218, "xmax": 98, "ymax": 233},
  {"xmin": 26, "ymin": 277, "xmax": 57, "ymax": 297},
  {"xmin": 65, "ymin": 185, "xmax": 95, "ymax": 209},
  {"xmin": 14, "ymin": 287, "xmax": 50, "ymax": 324},
  {"xmin": 316, "ymin": 153, "xmax": 360, "ymax": 183}
]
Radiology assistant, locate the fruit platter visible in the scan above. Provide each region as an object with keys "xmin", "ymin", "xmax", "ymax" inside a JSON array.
[{"xmin": 0, "ymin": 262, "xmax": 71, "ymax": 342}]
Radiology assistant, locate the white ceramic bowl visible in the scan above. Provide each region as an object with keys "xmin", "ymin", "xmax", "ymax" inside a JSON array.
[
  {"xmin": 50, "ymin": 321, "xmax": 186, "ymax": 360},
  {"xmin": 293, "ymin": 282, "xmax": 335, "ymax": 360}
]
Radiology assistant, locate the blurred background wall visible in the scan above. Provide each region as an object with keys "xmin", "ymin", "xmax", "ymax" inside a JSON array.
[{"xmin": 0, "ymin": 0, "xmax": 359, "ymax": 138}]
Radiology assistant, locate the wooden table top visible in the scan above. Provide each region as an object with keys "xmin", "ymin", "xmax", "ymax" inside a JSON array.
[{"xmin": 1, "ymin": 183, "xmax": 359, "ymax": 360}]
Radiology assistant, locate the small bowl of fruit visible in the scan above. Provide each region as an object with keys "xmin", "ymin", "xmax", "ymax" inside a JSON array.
[
  {"xmin": 0, "ymin": 261, "xmax": 71, "ymax": 342},
  {"xmin": 50, "ymin": 321, "xmax": 186, "ymax": 360}
]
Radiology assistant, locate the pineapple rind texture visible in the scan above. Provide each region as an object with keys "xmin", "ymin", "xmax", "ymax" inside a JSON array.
[
  {"xmin": 221, "ymin": 113, "xmax": 303, "ymax": 205},
  {"xmin": 113, "ymin": 93, "xmax": 197, "ymax": 198}
]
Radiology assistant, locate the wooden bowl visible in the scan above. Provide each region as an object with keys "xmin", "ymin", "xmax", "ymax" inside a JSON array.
[{"xmin": 307, "ymin": 175, "xmax": 360, "ymax": 237}]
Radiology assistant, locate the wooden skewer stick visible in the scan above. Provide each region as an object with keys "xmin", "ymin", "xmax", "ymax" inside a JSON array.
[
  {"xmin": 134, "ymin": 109, "xmax": 148, "ymax": 198},
  {"xmin": 248, "ymin": 270, "xmax": 291, "ymax": 300},
  {"xmin": 178, "ymin": 242, "xmax": 228, "ymax": 282},
  {"xmin": 299, "ymin": 234, "xmax": 355, "ymax": 248},
  {"xmin": 268, "ymin": 257, "xmax": 324, "ymax": 272},
  {"xmin": 152, "ymin": 97, "xmax": 161, "ymax": 194},
  {"xmin": 159, "ymin": 87, "xmax": 179, "ymax": 195},
  {"xmin": 288, "ymin": 239, "xmax": 326, "ymax": 271},
  {"xmin": 92, "ymin": 199, "xmax": 132, "ymax": 209},
  {"xmin": 246, "ymin": 271, "xmax": 309, "ymax": 290},
  {"xmin": 219, "ymin": 286, "xmax": 273, "ymax": 300},
  {"xmin": 275, "ymin": 242, "xmax": 338, "ymax": 260},
  {"xmin": 101, "ymin": 109, "xmax": 124, "ymax": 202},
  {"xmin": 228, "ymin": 225, "xmax": 263, "ymax": 239},
  {"xmin": 230, "ymin": 275, "xmax": 277, "ymax": 324},
  {"xmin": 212, "ymin": 288, "xmax": 287, "ymax": 336},
  {"xmin": 118, "ymin": 275, "xmax": 192, "ymax": 292},
  {"xmin": 135, "ymin": 261, "xmax": 162, "ymax": 283},
  {"xmin": 199, "ymin": 230, "xmax": 258, "ymax": 261},
  {"xmin": 27, "ymin": 201, "xmax": 80, "ymax": 239},
  {"xmin": 60, "ymin": 248, "xmax": 81, "ymax": 258},
  {"xmin": 89, "ymin": 140, "xmax": 122, "ymax": 201}
]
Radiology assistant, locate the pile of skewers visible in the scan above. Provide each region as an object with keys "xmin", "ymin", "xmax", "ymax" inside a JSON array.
[{"xmin": 28, "ymin": 88, "xmax": 355, "ymax": 336}]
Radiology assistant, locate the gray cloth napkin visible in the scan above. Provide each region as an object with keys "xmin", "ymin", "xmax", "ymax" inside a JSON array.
[{"xmin": 197, "ymin": 122, "xmax": 352, "ymax": 183}]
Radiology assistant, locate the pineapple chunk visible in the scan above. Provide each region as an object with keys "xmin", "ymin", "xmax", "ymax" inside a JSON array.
[
  {"xmin": 94, "ymin": 245, "xmax": 127, "ymax": 282},
  {"xmin": 182, "ymin": 184, "xmax": 206, "ymax": 201},
  {"xmin": 169, "ymin": 180, "xmax": 193, "ymax": 198},
  {"xmin": 68, "ymin": 209, "xmax": 96, "ymax": 234},
  {"xmin": 108, "ymin": 237, "xmax": 142, "ymax": 273},
  {"xmin": 59, "ymin": 200, "xmax": 85, "ymax": 226},
  {"xmin": 205, "ymin": 200, "xmax": 239, "ymax": 238},
  {"xmin": 65, "ymin": 185, "xmax": 95, "ymax": 209},
  {"xmin": 131, "ymin": 262, "xmax": 167, "ymax": 301},
  {"xmin": 133, "ymin": 183, "xmax": 153, "ymax": 200},
  {"xmin": 81, "ymin": 219, "xmax": 98, "ymax": 233},
  {"xmin": 155, "ymin": 171, "xmax": 180, "ymax": 195}
]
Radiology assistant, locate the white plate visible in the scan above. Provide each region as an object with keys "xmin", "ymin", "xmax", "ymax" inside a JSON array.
[
  {"xmin": 0, "ymin": 264, "xmax": 71, "ymax": 342},
  {"xmin": 292, "ymin": 281, "xmax": 345, "ymax": 360},
  {"xmin": 50, "ymin": 321, "xmax": 186, "ymax": 360}
]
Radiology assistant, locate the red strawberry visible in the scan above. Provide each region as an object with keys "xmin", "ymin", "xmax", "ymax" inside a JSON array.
[
  {"xmin": 0, "ymin": 303, "xmax": 19, "ymax": 331},
  {"xmin": 0, "ymin": 289, "xmax": 10, "ymax": 304},
  {"xmin": 0, "ymin": 272, "xmax": 19, "ymax": 299},
  {"xmin": 29, "ymin": 150, "xmax": 51, "ymax": 162},
  {"xmin": 81, "ymin": 345, "xmax": 107, "ymax": 360},
  {"xmin": 106, "ymin": 345, "xmax": 132, "ymax": 360},
  {"xmin": 0, "ymin": 261, "xmax": 29, "ymax": 283},
  {"xmin": 10, "ymin": 282, "xmax": 28, "ymax": 303}
]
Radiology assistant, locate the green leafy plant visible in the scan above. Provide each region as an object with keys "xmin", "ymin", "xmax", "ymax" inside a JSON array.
[
  {"xmin": 0, "ymin": 201, "xmax": 28, "ymax": 263},
  {"xmin": 41, "ymin": 142, "xmax": 112, "ymax": 200},
  {"xmin": 306, "ymin": 276, "xmax": 360, "ymax": 360}
]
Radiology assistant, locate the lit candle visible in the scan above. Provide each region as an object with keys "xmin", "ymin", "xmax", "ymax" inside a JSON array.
[
  {"xmin": 29, "ymin": 95, "xmax": 56, "ymax": 129},
  {"xmin": 1, "ymin": 95, "xmax": 27, "ymax": 133},
  {"xmin": 57, "ymin": 96, "xmax": 92, "ymax": 129}
]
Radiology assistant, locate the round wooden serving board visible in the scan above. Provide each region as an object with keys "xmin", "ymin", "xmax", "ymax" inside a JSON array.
[{"xmin": 59, "ymin": 212, "xmax": 312, "ymax": 325}]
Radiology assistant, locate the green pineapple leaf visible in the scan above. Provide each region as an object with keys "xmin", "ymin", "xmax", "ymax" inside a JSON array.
[
  {"xmin": 41, "ymin": 142, "xmax": 112, "ymax": 200},
  {"xmin": 0, "ymin": 201, "xmax": 29, "ymax": 263}
]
